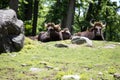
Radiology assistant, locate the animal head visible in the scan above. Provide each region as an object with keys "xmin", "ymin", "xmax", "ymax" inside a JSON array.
[
  {"xmin": 61, "ymin": 28, "xmax": 71, "ymax": 34},
  {"xmin": 45, "ymin": 23, "xmax": 61, "ymax": 32},
  {"xmin": 44, "ymin": 22, "xmax": 61, "ymax": 41},
  {"xmin": 90, "ymin": 20, "xmax": 106, "ymax": 36},
  {"xmin": 60, "ymin": 28, "xmax": 71, "ymax": 40},
  {"xmin": 45, "ymin": 22, "xmax": 55, "ymax": 32},
  {"xmin": 54, "ymin": 24, "xmax": 61, "ymax": 31}
]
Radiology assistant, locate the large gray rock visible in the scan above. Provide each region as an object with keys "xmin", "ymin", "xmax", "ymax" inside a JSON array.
[
  {"xmin": 71, "ymin": 36, "xmax": 93, "ymax": 47},
  {"xmin": 0, "ymin": 9, "xmax": 24, "ymax": 53}
]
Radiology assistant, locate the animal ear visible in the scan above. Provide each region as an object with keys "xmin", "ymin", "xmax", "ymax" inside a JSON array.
[
  {"xmin": 58, "ymin": 27, "xmax": 61, "ymax": 31},
  {"xmin": 58, "ymin": 24, "xmax": 61, "ymax": 27},
  {"xmin": 51, "ymin": 22, "xmax": 55, "ymax": 26},
  {"xmin": 58, "ymin": 24, "xmax": 61, "ymax": 30},
  {"xmin": 55, "ymin": 24, "xmax": 61, "ymax": 27},
  {"xmin": 55, "ymin": 24, "xmax": 61, "ymax": 31},
  {"xmin": 44, "ymin": 23, "xmax": 47, "ymax": 27}
]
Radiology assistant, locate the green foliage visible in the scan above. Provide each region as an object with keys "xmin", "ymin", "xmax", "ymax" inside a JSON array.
[
  {"xmin": 100, "ymin": 1, "xmax": 120, "ymax": 41},
  {"xmin": 36, "ymin": 0, "xmax": 52, "ymax": 32},
  {"xmin": 0, "ymin": 0, "xmax": 9, "ymax": 9},
  {"xmin": 0, "ymin": 0, "xmax": 120, "ymax": 40},
  {"xmin": 19, "ymin": 0, "xmax": 28, "ymax": 4},
  {"xmin": 45, "ymin": 0, "xmax": 69, "ymax": 24},
  {"xmin": 37, "ymin": 4, "xmax": 48, "ymax": 32},
  {"xmin": 18, "ymin": 0, "xmax": 29, "ymax": 20},
  {"xmin": 37, "ymin": 19, "xmax": 46, "ymax": 32},
  {"xmin": 74, "ymin": 0, "xmax": 120, "ymax": 41},
  {"xmin": 24, "ymin": 20, "xmax": 33, "ymax": 35}
]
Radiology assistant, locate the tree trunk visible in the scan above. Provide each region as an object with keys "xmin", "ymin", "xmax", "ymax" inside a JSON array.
[
  {"xmin": 32, "ymin": 0, "xmax": 39, "ymax": 36},
  {"xmin": 65, "ymin": 0, "xmax": 75, "ymax": 33},
  {"xmin": 24, "ymin": 0, "xmax": 33, "ymax": 20},
  {"xmin": 9, "ymin": 0, "xmax": 18, "ymax": 13},
  {"xmin": 61, "ymin": 1, "xmax": 69, "ymax": 28},
  {"xmin": 85, "ymin": 0, "xmax": 102, "ymax": 21},
  {"xmin": 61, "ymin": 14, "xmax": 67, "ymax": 28},
  {"xmin": 85, "ymin": 2, "xmax": 94, "ymax": 21}
]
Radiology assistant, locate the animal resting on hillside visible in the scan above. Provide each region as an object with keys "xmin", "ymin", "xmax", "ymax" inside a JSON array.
[
  {"xmin": 75, "ymin": 20, "xmax": 106, "ymax": 40},
  {"xmin": 38, "ymin": 23, "xmax": 71, "ymax": 42}
]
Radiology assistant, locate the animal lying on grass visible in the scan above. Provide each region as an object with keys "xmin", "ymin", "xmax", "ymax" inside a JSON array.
[
  {"xmin": 30, "ymin": 19, "xmax": 106, "ymax": 43},
  {"xmin": 74, "ymin": 20, "xmax": 106, "ymax": 40},
  {"xmin": 38, "ymin": 23, "xmax": 71, "ymax": 42}
]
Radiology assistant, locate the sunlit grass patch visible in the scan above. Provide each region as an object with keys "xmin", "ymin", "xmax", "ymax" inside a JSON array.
[{"xmin": 0, "ymin": 38, "xmax": 120, "ymax": 80}]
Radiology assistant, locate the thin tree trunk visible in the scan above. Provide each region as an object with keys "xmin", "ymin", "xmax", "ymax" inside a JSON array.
[
  {"xmin": 32, "ymin": 0, "xmax": 39, "ymax": 36},
  {"xmin": 109, "ymin": 25, "xmax": 112, "ymax": 41},
  {"xmin": 9, "ymin": 0, "xmax": 18, "ymax": 13},
  {"xmin": 85, "ymin": 2, "xmax": 94, "ymax": 21},
  {"xmin": 24, "ymin": 0, "xmax": 33, "ymax": 20},
  {"xmin": 97, "ymin": 0, "xmax": 102, "ymax": 11},
  {"xmin": 85, "ymin": 0, "xmax": 102, "ymax": 21},
  {"xmin": 65, "ymin": 0, "xmax": 75, "ymax": 33},
  {"xmin": 61, "ymin": 1, "xmax": 69, "ymax": 28},
  {"xmin": 76, "ymin": 8, "xmax": 82, "ymax": 30},
  {"xmin": 61, "ymin": 14, "xmax": 67, "ymax": 28}
]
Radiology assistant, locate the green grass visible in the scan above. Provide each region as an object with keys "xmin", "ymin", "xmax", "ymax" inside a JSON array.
[{"xmin": 0, "ymin": 38, "xmax": 120, "ymax": 80}]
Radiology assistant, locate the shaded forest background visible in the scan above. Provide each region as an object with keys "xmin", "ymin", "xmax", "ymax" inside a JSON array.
[{"xmin": 0, "ymin": 0, "xmax": 120, "ymax": 41}]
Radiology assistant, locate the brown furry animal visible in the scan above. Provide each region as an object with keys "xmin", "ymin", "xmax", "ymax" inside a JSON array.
[
  {"xmin": 38, "ymin": 23, "xmax": 71, "ymax": 42},
  {"xmin": 59, "ymin": 28, "xmax": 71, "ymax": 40},
  {"xmin": 75, "ymin": 20, "xmax": 106, "ymax": 40},
  {"xmin": 38, "ymin": 23, "xmax": 60, "ymax": 42}
]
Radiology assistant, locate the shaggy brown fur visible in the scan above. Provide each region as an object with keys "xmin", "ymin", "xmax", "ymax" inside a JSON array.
[
  {"xmin": 38, "ymin": 23, "xmax": 71, "ymax": 42},
  {"xmin": 75, "ymin": 21, "xmax": 106, "ymax": 40}
]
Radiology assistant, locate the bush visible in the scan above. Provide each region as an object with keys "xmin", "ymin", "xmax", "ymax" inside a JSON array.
[{"xmin": 24, "ymin": 20, "xmax": 32, "ymax": 36}]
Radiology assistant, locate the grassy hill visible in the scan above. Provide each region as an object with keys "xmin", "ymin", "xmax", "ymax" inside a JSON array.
[{"xmin": 0, "ymin": 38, "xmax": 120, "ymax": 80}]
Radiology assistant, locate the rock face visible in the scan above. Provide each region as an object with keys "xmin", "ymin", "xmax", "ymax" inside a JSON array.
[
  {"xmin": 114, "ymin": 73, "xmax": 120, "ymax": 79},
  {"xmin": 0, "ymin": 9, "xmax": 24, "ymax": 53},
  {"xmin": 71, "ymin": 36, "xmax": 93, "ymax": 47},
  {"xmin": 71, "ymin": 36, "xmax": 86, "ymax": 44},
  {"xmin": 62, "ymin": 75, "xmax": 80, "ymax": 80},
  {"xmin": 55, "ymin": 43, "xmax": 68, "ymax": 48}
]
